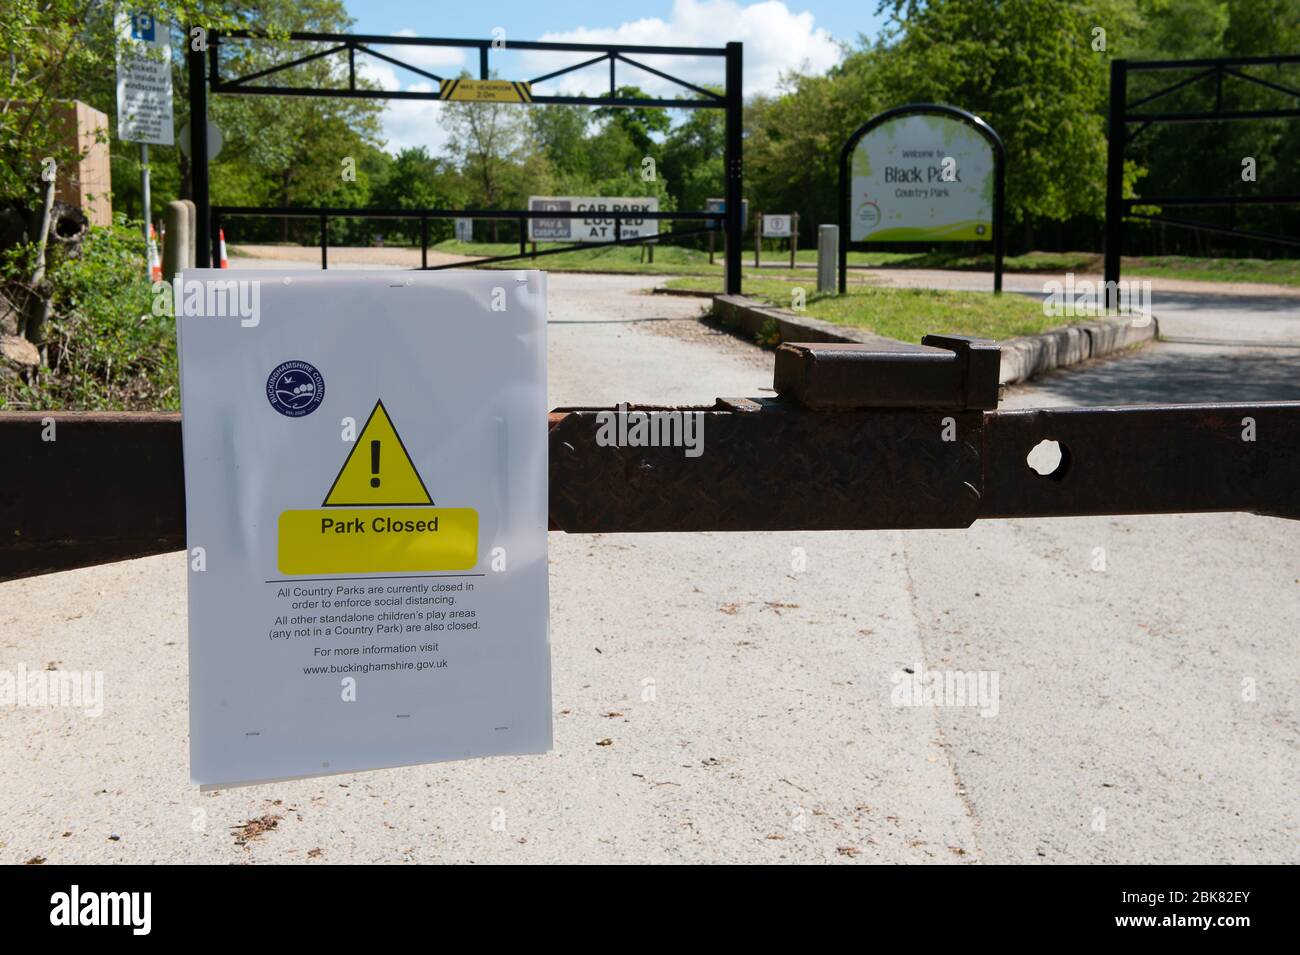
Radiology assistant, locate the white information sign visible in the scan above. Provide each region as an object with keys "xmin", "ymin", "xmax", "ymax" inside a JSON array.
[
  {"xmin": 528, "ymin": 196, "xmax": 659, "ymax": 242},
  {"xmin": 454, "ymin": 218, "xmax": 473, "ymax": 242},
  {"xmin": 177, "ymin": 270, "xmax": 551, "ymax": 788},
  {"xmin": 848, "ymin": 112, "xmax": 994, "ymax": 242},
  {"xmin": 762, "ymin": 214, "xmax": 792, "ymax": 238},
  {"xmin": 114, "ymin": 11, "xmax": 174, "ymax": 146}
]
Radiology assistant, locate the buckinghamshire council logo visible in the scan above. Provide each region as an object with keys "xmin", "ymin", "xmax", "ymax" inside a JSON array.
[
  {"xmin": 266, "ymin": 359, "xmax": 325, "ymax": 417},
  {"xmin": 856, "ymin": 199, "xmax": 881, "ymax": 230}
]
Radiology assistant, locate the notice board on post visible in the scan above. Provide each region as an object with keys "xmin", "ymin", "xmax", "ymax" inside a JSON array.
[
  {"xmin": 114, "ymin": 11, "xmax": 174, "ymax": 146},
  {"xmin": 176, "ymin": 270, "xmax": 551, "ymax": 788},
  {"xmin": 527, "ymin": 196, "xmax": 659, "ymax": 242},
  {"xmin": 839, "ymin": 103, "xmax": 1005, "ymax": 292}
]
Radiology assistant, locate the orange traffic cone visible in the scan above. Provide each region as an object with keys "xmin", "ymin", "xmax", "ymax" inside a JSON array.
[
  {"xmin": 219, "ymin": 228, "xmax": 230, "ymax": 268},
  {"xmin": 147, "ymin": 224, "xmax": 162, "ymax": 282}
]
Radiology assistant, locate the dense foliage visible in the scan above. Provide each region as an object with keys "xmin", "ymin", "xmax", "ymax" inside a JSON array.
[{"xmin": 2, "ymin": 217, "xmax": 171, "ymax": 409}]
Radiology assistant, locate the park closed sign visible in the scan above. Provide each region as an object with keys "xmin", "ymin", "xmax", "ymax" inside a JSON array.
[
  {"xmin": 846, "ymin": 109, "xmax": 997, "ymax": 242},
  {"xmin": 177, "ymin": 270, "xmax": 551, "ymax": 788}
]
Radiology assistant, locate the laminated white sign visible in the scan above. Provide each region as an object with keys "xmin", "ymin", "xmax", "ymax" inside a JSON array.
[
  {"xmin": 761, "ymin": 215, "xmax": 791, "ymax": 238},
  {"xmin": 114, "ymin": 11, "xmax": 174, "ymax": 146},
  {"xmin": 177, "ymin": 270, "xmax": 551, "ymax": 788}
]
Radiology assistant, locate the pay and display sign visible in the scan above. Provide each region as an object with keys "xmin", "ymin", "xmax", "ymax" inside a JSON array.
[
  {"xmin": 177, "ymin": 270, "xmax": 551, "ymax": 788},
  {"xmin": 114, "ymin": 11, "xmax": 174, "ymax": 146},
  {"xmin": 528, "ymin": 196, "xmax": 659, "ymax": 242}
]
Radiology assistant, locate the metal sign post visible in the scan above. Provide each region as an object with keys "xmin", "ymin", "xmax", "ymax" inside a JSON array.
[{"xmin": 114, "ymin": 12, "xmax": 174, "ymax": 248}]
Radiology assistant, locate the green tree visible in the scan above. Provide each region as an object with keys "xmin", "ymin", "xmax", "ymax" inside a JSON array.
[
  {"xmin": 440, "ymin": 78, "xmax": 546, "ymax": 240},
  {"xmin": 658, "ymin": 93, "xmax": 726, "ymax": 219},
  {"xmin": 529, "ymin": 104, "xmax": 593, "ymax": 188},
  {"xmin": 370, "ymin": 146, "xmax": 464, "ymax": 243},
  {"xmin": 592, "ymin": 86, "xmax": 671, "ymax": 156}
]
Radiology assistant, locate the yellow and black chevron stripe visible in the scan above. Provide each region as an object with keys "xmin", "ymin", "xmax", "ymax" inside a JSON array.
[{"xmin": 439, "ymin": 79, "xmax": 533, "ymax": 103}]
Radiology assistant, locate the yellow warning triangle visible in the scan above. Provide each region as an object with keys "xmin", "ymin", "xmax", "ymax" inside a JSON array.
[{"xmin": 322, "ymin": 400, "xmax": 433, "ymax": 506}]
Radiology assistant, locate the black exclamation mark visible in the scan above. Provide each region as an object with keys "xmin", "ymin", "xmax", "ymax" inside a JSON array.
[{"xmin": 370, "ymin": 440, "xmax": 381, "ymax": 488}]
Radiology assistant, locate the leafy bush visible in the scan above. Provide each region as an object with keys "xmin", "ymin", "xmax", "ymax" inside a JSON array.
[{"xmin": 1, "ymin": 216, "xmax": 176, "ymax": 410}]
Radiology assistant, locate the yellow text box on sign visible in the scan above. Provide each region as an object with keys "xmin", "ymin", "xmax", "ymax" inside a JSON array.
[
  {"xmin": 278, "ymin": 508, "xmax": 478, "ymax": 575},
  {"xmin": 439, "ymin": 79, "xmax": 532, "ymax": 103}
]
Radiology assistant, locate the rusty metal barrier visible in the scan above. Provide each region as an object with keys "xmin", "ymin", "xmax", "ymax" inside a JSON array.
[{"xmin": 3, "ymin": 335, "xmax": 1297, "ymax": 582}]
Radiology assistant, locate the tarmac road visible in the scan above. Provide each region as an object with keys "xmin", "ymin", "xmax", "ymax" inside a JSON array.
[{"xmin": 0, "ymin": 271, "xmax": 1295, "ymax": 864}]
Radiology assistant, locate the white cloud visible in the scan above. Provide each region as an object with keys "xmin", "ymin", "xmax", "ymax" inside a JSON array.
[
  {"xmin": 357, "ymin": 61, "xmax": 449, "ymax": 156},
  {"xmin": 366, "ymin": 1, "xmax": 841, "ymax": 158},
  {"xmin": 371, "ymin": 30, "xmax": 467, "ymax": 74},
  {"xmin": 528, "ymin": 0, "xmax": 842, "ymax": 98}
]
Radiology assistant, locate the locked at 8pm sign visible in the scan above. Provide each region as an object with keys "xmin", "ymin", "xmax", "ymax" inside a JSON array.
[{"xmin": 849, "ymin": 112, "xmax": 994, "ymax": 242}]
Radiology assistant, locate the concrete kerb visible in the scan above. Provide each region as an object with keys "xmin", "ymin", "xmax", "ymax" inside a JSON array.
[
  {"xmin": 997, "ymin": 316, "xmax": 1159, "ymax": 385},
  {"xmin": 707, "ymin": 294, "xmax": 1158, "ymax": 386},
  {"xmin": 712, "ymin": 294, "xmax": 904, "ymax": 347}
]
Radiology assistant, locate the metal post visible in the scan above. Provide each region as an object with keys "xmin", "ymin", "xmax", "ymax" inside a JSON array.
[
  {"xmin": 140, "ymin": 144, "xmax": 151, "ymax": 245},
  {"xmin": 187, "ymin": 31, "xmax": 211, "ymax": 267},
  {"xmin": 181, "ymin": 200, "xmax": 195, "ymax": 268},
  {"xmin": 320, "ymin": 214, "xmax": 328, "ymax": 269},
  {"xmin": 162, "ymin": 201, "xmax": 188, "ymax": 280},
  {"xmin": 993, "ymin": 145, "xmax": 1005, "ymax": 295},
  {"xmin": 723, "ymin": 42, "xmax": 743, "ymax": 295},
  {"xmin": 754, "ymin": 210, "xmax": 761, "ymax": 268},
  {"xmin": 421, "ymin": 215, "xmax": 428, "ymax": 269},
  {"xmin": 838, "ymin": 142, "xmax": 849, "ymax": 294},
  {"xmin": 519, "ymin": 217, "xmax": 526, "ymax": 258},
  {"xmin": 817, "ymin": 225, "xmax": 838, "ymax": 294},
  {"xmin": 1104, "ymin": 59, "xmax": 1128, "ymax": 311},
  {"xmin": 791, "ymin": 212, "xmax": 799, "ymax": 269},
  {"xmin": 479, "ymin": 45, "xmax": 489, "ymax": 80}
]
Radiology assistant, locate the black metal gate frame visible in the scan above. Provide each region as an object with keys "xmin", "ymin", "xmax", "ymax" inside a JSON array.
[
  {"xmin": 210, "ymin": 205, "xmax": 723, "ymax": 271},
  {"xmin": 187, "ymin": 29, "xmax": 745, "ymax": 291},
  {"xmin": 1103, "ymin": 54, "xmax": 1300, "ymax": 304}
]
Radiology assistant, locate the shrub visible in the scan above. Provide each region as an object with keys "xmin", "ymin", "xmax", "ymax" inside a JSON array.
[{"xmin": 2, "ymin": 216, "xmax": 176, "ymax": 410}]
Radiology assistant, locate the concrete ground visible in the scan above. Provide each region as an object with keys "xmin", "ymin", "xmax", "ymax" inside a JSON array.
[{"xmin": 1, "ymin": 268, "xmax": 1296, "ymax": 864}]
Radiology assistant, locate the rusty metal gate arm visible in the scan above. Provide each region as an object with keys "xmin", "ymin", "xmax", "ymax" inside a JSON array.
[{"xmin": 3, "ymin": 337, "xmax": 1297, "ymax": 582}]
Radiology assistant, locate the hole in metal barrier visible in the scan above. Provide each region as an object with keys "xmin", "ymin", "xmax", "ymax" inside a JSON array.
[{"xmin": 1027, "ymin": 439, "xmax": 1069, "ymax": 480}]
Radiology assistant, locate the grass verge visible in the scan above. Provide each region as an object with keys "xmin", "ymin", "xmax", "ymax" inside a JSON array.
[
  {"xmin": 1122, "ymin": 255, "xmax": 1300, "ymax": 287},
  {"xmin": 669, "ymin": 276, "xmax": 1054, "ymax": 344}
]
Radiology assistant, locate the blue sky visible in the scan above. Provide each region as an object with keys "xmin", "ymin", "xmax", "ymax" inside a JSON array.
[
  {"xmin": 336, "ymin": 0, "xmax": 889, "ymax": 154},
  {"xmin": 341, "ymin": 0, "xmax": 886, "ymax": 49}
]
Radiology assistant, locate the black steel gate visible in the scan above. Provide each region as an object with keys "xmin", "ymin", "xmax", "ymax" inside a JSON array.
[
  {"xmin": 186, "ymin": 29, "xmax": 745, "ymax": 292},
  {"xmin": 1103, "ymin": 53, "xmax": 1300, "ymax": 305}
]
